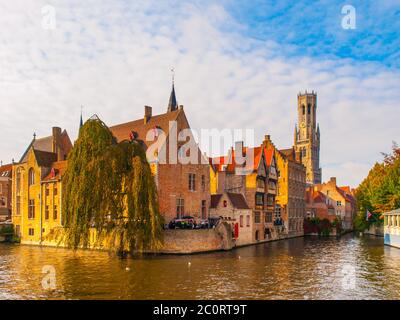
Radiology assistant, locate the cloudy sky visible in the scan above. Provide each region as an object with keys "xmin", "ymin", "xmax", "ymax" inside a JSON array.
[{"xmin": 0, "ymin": 0, "xmax": 399, "ymax": 187}]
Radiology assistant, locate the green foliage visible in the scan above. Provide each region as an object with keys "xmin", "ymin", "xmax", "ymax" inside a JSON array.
[
  {"xmin": 0, "ymin": 225, "xmax": 13, "ymax": 235},
  {"xmin": 62, "ymin": 117, "xmax": 164, "ymax": 253},
  {"xmin": 355, "ymin": 142, "xmax": 400, "ymax": 231}
]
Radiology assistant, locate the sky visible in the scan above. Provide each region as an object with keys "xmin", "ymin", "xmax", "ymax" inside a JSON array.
[{"xmin": 0, "ymin": 0, "xmax": 399, "ymax": 187}]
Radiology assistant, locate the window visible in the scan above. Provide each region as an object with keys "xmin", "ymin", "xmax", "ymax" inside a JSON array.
[
  {"xmin": 302, "ymin": 148, "xmax": 306, "ymax": 157},
  {"xmin": 201, "ymin": 200, "xmax": 207, "ymax": 219},
  {"xmin": 246, "ymin": 215, "xmax": 250, "ymax": 227},
  {"xmin": 240, "ymin": 215, "xmax": 244, "ymax": 227},
  {"xmin": 201, "ymin": 175, "xmax": 205, "ymax": 192},
  {"xmin": 302, "ymin": 105, "xmax": 305, "ymax": 115},
  {"xmin": 307, "ymin": 103, "xmax": 311, "ymax": 114},
  {"xmin": 188, "ymin": 174, "xmax": 196, "ymax": 191},
  {"xmin": 28, "ymin": 168, "xmax": 35, "ymax": 186},
  {"xmin": 275, "ymin": 205, "xmax": 281, "ymax": 219},
  {"xmin": 176, "ymin": 198, "xmax": 184, "ymax": 218},
  {"xmin": 265, "ymin": 212, "xmax": 273, "ymax": 223},
  {"xmin": 267, "ymin": 195, "xmax": 275, "ymax": 206},
  {"xmin": 223, "ymin": 200, "xmax": 228, "ymax": 208},
  {"xmin": 256, "ymin": 178, "xmax": 265, "ymax": 189},
  {"xmin": 28, "ymin": 228, "xmax": 34, "ymax": 236},
  {"xmin": 16, "ymin": 196, "xmax": 21, "ymax": 215},
  {"xmin": 255, "ymin": 193, "xmax": 264, "ymax": 207},
  {"xmin": 54, "ymin": 184, "xmax": 58, "ymax": 196},
  {"xmin": 53, "ymin": 205, "xmax": 58, "ymax": 220},
  {"xmin": 28, "ymin": 199, "xmax": 35, "ymax": 219},
  {"xmin": 254, "ymin": 212, "xmax": 261, "ymax": 224},
  {"xmin": 45, "ymin": 205, "xmax": 49, "ymax": 220},
  {"xmin": 337, "ymin": 201, "xmax": 342, "ymax": 206},
  {"xmin": 16, "ymin": 168, "xmax": 21, "ymax": 193},
  {"xmin": 45, "ymin": 186, "xmax": 50, "ymax": 197}
]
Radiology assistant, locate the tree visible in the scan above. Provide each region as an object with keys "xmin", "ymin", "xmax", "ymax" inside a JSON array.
[
  {"xmin": 62, "ymin": 116, "xmax": 163, "ymax": 253},
  {"xmin": 354, "ymin": 142, "xmax": 400, "ymax": 231}
]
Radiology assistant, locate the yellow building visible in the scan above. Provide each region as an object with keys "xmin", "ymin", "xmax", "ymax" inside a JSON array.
[
  {"xmin": 12, "ymin": 128, "xmax": 72, "ymax": 244},
  {"xmin": 263, "ymin": 135, "xmax": 306, "ymax": 237}
]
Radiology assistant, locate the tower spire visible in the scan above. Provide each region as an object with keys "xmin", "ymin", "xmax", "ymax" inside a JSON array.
[
  {"xmin": 79, "ymin": 106, "xmax": 84, "ymax": 129},
  {"xmin": 167, "ymin": 68, "xmax": 178, "ymax": 112}
]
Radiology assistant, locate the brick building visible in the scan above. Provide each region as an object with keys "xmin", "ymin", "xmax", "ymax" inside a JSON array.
[
  {"xmin": 306, "ymin": 177, "xmax": 356, "ymax": 230},
  {"xmin": 0, "ymin": 164, "xmax": 12, "ymax": 222},
  {"xmin": 210, "ymin": 142, "xmax": 279, "ymax": 242},
  {"xmin": 109, "ymin": 84, "xmax": 211, "ymax": 224}
]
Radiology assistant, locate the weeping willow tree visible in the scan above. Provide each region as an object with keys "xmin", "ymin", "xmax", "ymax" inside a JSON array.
[{"xmin": 62, "ymin": 116, "xmax": 163, "ymax": 253}]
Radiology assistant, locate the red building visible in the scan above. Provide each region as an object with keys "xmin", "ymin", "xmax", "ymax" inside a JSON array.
[
  {"xmin": 109, "ymin": 85, "xmax": 210, "ymax": 224},
  {"xmin": 0, "ymin": 164, "xmax": 13, "ymax": 222}
]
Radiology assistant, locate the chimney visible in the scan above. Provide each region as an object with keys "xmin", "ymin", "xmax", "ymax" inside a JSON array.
[
  {"xmin": 330, "ymin": 177, "xmax": 337, "ymax": 186},
  {"xmin": 52, "ymin": 126, "xmax": 62, "ymax": 151},
  {"xmin": 144, "ymin": 106, "xmax": 152, "ymax": 124}
]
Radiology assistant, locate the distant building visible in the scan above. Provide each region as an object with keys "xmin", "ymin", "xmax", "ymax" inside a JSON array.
[
  {"xmin": 306, "ymin": 177, "xmax": 356, "ymax": 230},
  {"xmin": 294, "ymin": 91, "xmax": 322, "ymax": 185},
  {"xmin": 305, "ymin": 187, "xmax": 336, "ymax": 222},
  {"xmin": 0, "ymin": 164, "xmax": 12, "ymax": 222}
]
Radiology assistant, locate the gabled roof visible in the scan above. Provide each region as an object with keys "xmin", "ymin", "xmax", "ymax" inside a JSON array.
[
  {"xmin": 109, "ymin": 109, "xmax": 183, "ymax": 149},
  {"xmin": 264, "ymin": 148, "xmax": 274, "ymax": 166},
  {"xmin": 20, "ymin": 136, "xmax": 53, "ymax": 163},
  {"xmin": 210, "ymin": 193, "xmax": 249, "ymax": 209},
  {"xmin": 210, "ymin": 146, "xmax": 264, "ymax": 174},
  {"xmin": 0, "ymin": 164, "xmax": 12, "ymax": 177},
  {"xmin": 33, "ymin": 150, "xmax": 58, "ymax": 167}
]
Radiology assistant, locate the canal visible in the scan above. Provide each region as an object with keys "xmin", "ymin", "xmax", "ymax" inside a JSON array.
[{"xmin": 1, "ymin": 234, "xmax": 400, "ymax": 300}]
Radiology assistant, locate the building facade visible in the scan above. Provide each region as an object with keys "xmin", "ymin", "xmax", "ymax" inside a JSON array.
[
  {"xmin": 294, "ymin": 91, "xmax": 322, "ymax": 185},
  {"xmin": 308, "ymin": 177, "xmax": 356, "ymax": 230},
  {"xmin": 11, "ymin": 128, "xmax": 72, "ymax": 243},
  {"xmin": 210, "ymin": 142, "xmax": 279, "ymax": 242},
  {"xmin": 109, "ymin": 85, "xmax": 211, "ymax": 224},
  {"xmin": 273, "ymin": 144, "xmax": 306, "ymax": 237},
  {"xmin": 0, "ymin": 164, "xmax": 12, "ymax": 222},
  {"xmin": 209, "ymin": 192, "xmax": 252, "ymax": 246}
]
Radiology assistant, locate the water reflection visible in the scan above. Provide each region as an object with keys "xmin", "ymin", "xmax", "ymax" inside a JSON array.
[{"xmin": 1, "ymin": 234, "xmax": 399, "ymax": 300}]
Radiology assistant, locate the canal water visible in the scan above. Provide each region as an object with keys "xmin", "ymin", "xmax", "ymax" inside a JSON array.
[{"xmin": 1, "ymin": 234, "xmax": 400, "ymax": 300}]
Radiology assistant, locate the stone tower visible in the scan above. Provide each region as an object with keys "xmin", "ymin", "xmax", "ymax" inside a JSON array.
[{"xmin": 294, "ymin": 91, "xmax": 321, "ymax": 185}]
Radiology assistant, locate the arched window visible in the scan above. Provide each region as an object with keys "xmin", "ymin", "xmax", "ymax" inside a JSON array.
[
  {"xmin": 28, "ymin": 168, "xmax": 35, "ymax": 186},
  {"xmin": 16, "ymin": 168, "xmax": 22, "ymax": 193},
  {"xmin": 302, "ymin": 105, "xmax": 305, "ymax": 115},
  {"xmin": 307, "ymin": 103, "xmax": 311, "ymax": 114}
]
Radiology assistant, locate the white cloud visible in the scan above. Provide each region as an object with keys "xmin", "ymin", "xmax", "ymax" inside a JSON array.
[{"xmin": 0, "ymin": 0, "xmax": 398, "ymax": 188}]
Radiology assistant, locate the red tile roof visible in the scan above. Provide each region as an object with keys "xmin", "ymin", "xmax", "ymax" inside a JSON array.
[
  {"xmin": 43, "ymin": 161, "xmax": 68, "ymax": 181},
  {"xmin": 109, "ymin": 109, "xmax": 183, "ymax": 149},
  {"xmin": 210, "ymin": 146, "xmax": 264, "ymax": 173},
  {"xmin": 210, "ymin": 193, "xmax": 249, "ymax": 209}
]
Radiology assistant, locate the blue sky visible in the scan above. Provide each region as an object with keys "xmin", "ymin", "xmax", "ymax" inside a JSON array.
[
  {"xmin": 223, "ymin": 0, "xmax": 400, "ymax": 67},
  {"xmin": 0, "ymin": 0, "xmax": 399, "ymax": 187}
]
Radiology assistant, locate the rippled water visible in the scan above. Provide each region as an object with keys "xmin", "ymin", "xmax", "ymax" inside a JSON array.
[{"xmin": 1, "ymin": 234, "xmax": 399, "ymax": 300}]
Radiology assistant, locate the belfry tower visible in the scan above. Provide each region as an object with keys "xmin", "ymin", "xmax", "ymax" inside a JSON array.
[{"xmin": 294, "ymin": 91, "xmax": 321, "ymax": 185}]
